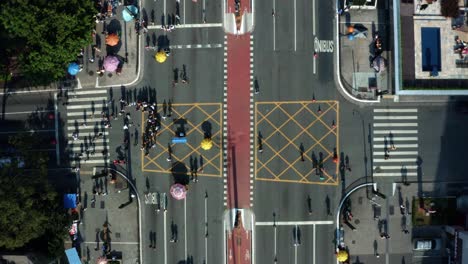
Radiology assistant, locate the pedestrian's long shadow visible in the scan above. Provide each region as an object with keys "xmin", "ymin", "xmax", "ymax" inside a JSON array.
[{"xmin": 157, "ymin": 35, "xmax": 170, "ymax": 51}]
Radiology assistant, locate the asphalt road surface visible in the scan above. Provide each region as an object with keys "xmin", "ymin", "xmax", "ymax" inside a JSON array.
[
  {"xmin": 4, "ymin": 0, "xmax": 468, "ymax": 263},
  {"xmin": 0, "ymin": 91, "xmax": 58, "ymax": 165}
]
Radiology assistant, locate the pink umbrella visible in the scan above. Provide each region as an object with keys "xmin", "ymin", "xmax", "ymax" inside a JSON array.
[
  {"xmin": 96, "ymin": 256, "xmax": 108, "ymax": 264},
  {"xmin": 170, "ymin": 183, "xmax": 187, "ymax": 200},
  {"xmin": 103, "ymin": 56, "xmax": 120, "ymax": 72}
]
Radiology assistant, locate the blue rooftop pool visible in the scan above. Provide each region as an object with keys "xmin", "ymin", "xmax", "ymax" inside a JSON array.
[{"xmin": 421, "ymin": 27, "xmax": 442, "ymax": 73}]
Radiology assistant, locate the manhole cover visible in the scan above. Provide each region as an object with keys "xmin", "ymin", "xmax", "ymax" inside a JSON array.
[
  {"xmin": 352, "ymin": 240, "xmax": 356, "ymax": 244},
  {"xmin": 354, "ymin": 219, "xmax": 360, "ymax": 225},
  {"xmin": 108, "ymin": 73, "xmax": 113, "ymax": 78},
  {"xmin": 88, "ymin": 71, "xmax": 94, "ymax": 76}
]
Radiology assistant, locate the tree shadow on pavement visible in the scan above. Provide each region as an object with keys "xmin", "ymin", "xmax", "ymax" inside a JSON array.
[{"xmin": 106, "ymin": 19, "xmax": 122, "ymax": 35}]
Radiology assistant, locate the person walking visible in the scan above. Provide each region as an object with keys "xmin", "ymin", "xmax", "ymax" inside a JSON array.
[
  {"xmin": 181, "ymin": 64, "xmax": 188, "ymax": 84},
  {"xmin": 151, "ymin": 9, "xmax": 155, "ymax": 26},
  {"xmin": 307, "ymin": 195, "xmax": 313, "ymax": 215}
]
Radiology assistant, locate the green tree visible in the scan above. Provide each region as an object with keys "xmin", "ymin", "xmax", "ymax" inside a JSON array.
[
  {"xmin": 0, "ymin": 0, "xmax": 96, "ymax": 84},
  {"xmin": 0, "ymin": 134, "xmax": 67, "ymax": 256}
]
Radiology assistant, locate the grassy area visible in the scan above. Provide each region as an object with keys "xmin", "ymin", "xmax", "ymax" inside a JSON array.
[{"xmin": 412, "ymin": 197, "xmax": 456, "ymax": 226}]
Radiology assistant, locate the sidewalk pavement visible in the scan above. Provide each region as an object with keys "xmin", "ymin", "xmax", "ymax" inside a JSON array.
[
  {"xmin": 70, "ymin": 170, "xmax": 139, "ymax": 263},
  {"xmin": 342, "ymin": 182, "xmax": 414, "ymax": 263},
  {"xmin": 338, "ymin": 1, "xmax": 392, "ymax": 101},
  {"xmin": 75, "ymin": 6, "xmax": 141, "ymax": 89}
]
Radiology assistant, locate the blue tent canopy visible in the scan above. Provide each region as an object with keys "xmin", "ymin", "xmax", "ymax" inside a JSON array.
[
  {"xmin": 63, "ymin": 193, "xmax": 77, "ymax": 209},
  {"xmin": 65, "ymin": 248, "xmax": 81, "ymax": 264},
  {"xmin": 122, "ymin": 5, "xmax": 138, "ymax": 22}
]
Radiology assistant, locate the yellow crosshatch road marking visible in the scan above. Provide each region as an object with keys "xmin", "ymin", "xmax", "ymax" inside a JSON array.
[
  {"xmin": 141, "ymin": 103, "xmax": 222, "ymax": 178},
  {"xmin": 255, "ymin": 101, "xmax": 339, "ymax": 185}
]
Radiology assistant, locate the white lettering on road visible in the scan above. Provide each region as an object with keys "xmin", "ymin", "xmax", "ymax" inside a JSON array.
[{"xmin": 314, "ymin": 37, "xmax": 334, "ymax": 53}]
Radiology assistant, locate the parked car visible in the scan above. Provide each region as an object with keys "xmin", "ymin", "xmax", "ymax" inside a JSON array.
[{"xmin": 413, "ymin": 239, "xmax": 441, "ymax": 251}]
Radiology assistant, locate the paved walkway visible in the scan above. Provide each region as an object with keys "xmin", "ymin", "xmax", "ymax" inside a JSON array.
[
  {"xmin": 338, "ymin": 3, "xmax": 391, "ymax": 101},
  {"xmin": 74, "ymin": 6, "xmax": 141, "ymax": 89},
  {"xmin": 74, "ymin": 170, "xmax": 139, "ymax": 263},
  {"xmin": 343, "ymin": 183, "xmax": 413, "ymax": 262}
]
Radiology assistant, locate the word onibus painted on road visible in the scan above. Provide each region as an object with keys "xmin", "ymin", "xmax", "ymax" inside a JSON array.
[{"xmin": 314, "ymin": 37, "xmax": 334, "ymax": 53}]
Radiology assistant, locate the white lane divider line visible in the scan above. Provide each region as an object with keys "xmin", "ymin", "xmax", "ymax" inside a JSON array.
[
  {"xmin": 294, "ymin": 241, "xmax": 298, "ymax": 264},
  {"xmin": 54, "ymin": 93, "xmax": 60, "ymax": 166},
  {"xmin": 294, "ymin": 0, "xmax": 297, "ymax": 51},
  {"xmin": 313, "ymin": 55, "xmax": 317, "ymax": 74},
  {"xmin": 204, "ymin": 193, "xmax": 208, "ymax": 264},
  {"xmin": 66, "ymin": 103, "xmax": 106, "ymax": 110},
  {"xmin": 147, "ymin": 23, "xmax": 223, "ymax": 29},
  {"xmin": 256, "ymin": 220, "xmax": 334, "ymax": 226},
  {"xmin": 0, "ymin": 110, "xmax": 53, "ymax": 115},
  {"xmin": 373, "ymin": 116, "xmax": 418, "ymax": 120},
  {"xmin": 373, "ymin": 165, "xmax": 418, "ymax": 170},
  {"xmin": 164, "ymin": 210, "xmax": 167, "ymax": 264},
  {"xmin": 68, "ymin": 90, "xmax": 108, "ymax": 96},
  {"xmin": 82, "ymin": 241, "xmax": 139, "ymax": 244},
  {"xmin": 373, "ymin": 123, "xmax": 418, "ymax": 127},
  {"xmin": 67, "ymin": 96, "xmax": 108, "ymax": 102},
  {"xmin": 313, "ymin": 224, "xmax": 316, "ymax": 264},
  {"xmin": 373, "ymin": 172, "xmax": 418, "ymax": 177},
  {"xmin": 373, "ymin": 158, "xmax": 418, "ymax": 163},
  {"xmin": 223, "ymin": 35, "xmax": 228, "ymax": 208},
  {"xmin": 184, "ymin": 197, "xmax": 188, "ymax": 261},
  {"xmin": 373, "ymin": 130, "xmax": 418, "ymax": 134},
  {"xmin": 312, "ymin": 0, "xmax": 316, "ymax": 35},
  {"xmin": 273, "ymin": 224, "xmax": 277, "ymax": 262},
  {"xmin": 169, "ymin": 44, "xmax": 223, "ymax": 49},
  {"xmin": 373, "ymin": 144, "xmax": 418, "ymax": 148},
  {"xmin": 373, "ymin": 137, "xmax": 418, "ymax": 141},
  {"xmin": 372, "ymin": 151, "xmax": 418, "ymax": 156},
  {"xmin": 273, "ymin": 0, "xmax": 276, "ymax": 51},
  {"xmin": 374, "ymin": 108, "xmax": 418, "ymax": 113}
]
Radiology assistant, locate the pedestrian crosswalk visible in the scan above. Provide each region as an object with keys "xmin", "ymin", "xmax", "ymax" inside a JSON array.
[
  {"xmin": 372, "ymin": 108, "xmax": 419, "ymax": 178},
  {"xmin": 66, "ymin": 89, "xmax": 110, "ymax": 166}
]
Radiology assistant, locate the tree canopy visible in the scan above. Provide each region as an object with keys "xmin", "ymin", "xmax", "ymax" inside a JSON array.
[
  {"xmin": 0, "ymin": 133, "xmax": 68, "ymax": 256},
  {"xmin": 0, "ymin": 0, "xmax": 96, "ymax": 84}
]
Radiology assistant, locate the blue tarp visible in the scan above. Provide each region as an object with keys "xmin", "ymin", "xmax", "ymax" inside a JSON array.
[
  {"xmin": 65, "ymin": 248, "xmax": 81, "ymax": 264},
  {"xmin": 63, "ymin": 193, "xmax": 77, "ymax": 209},
  {"xmin": 421, "ymin": 27, "xmax": 441, "ymax": 72}
]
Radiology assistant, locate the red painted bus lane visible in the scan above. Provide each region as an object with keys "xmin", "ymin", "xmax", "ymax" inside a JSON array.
[{"xmin": 226, "ymin": 33, "xmax": 251, "ymax": 210}]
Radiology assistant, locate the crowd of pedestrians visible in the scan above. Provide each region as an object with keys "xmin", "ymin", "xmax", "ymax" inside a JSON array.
[
  {"xmin": 94, "ymin": 0, "xmax": 121, "ymax": 22},
  {"xmin": 115, "ymin": 96, "xmax": 174, "ymax": 157}
]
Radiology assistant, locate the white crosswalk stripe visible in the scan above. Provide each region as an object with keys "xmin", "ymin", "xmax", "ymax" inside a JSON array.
[
  {"xmin": 65, "ymin": 88, "xmax": 110, "ymax": 166},
  {"xmin": 372, "ymin": 108, "xmax": 419, "ymax": 178}
]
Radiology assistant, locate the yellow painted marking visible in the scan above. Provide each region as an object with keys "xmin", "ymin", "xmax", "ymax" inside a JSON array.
[
  {"xmin": 255, "ymin": 101, "xmax": 339, "ymax": 185},
  {"xmin": 141, "ymin": 103, "xmax": 223, "ymax": 177}
]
